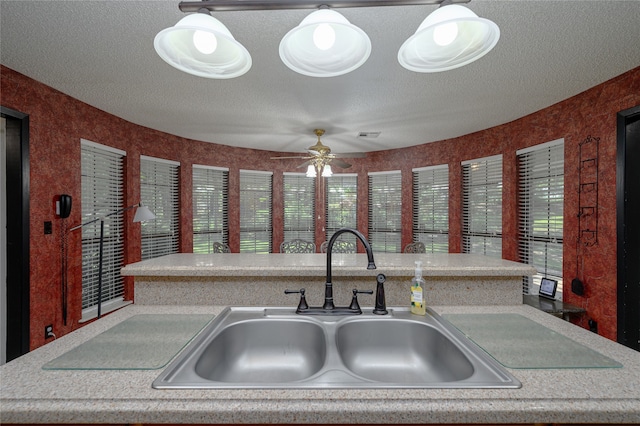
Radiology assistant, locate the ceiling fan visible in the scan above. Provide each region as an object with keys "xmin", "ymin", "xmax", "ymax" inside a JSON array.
[{"xmin": 271, "ymin": 129, "xmax": 365, "ymax": 175}]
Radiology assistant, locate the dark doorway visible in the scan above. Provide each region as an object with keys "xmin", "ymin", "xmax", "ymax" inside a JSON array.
[
  {"xmin": 617, "ymin": 104, "xmax": 640, "ymax": 352},
  {"xmin": 1, "ymin": 106, "xmax": 30, "ymax": 362}
]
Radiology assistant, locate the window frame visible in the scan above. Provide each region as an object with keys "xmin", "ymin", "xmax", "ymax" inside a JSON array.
[
  {"xmin": 192, "ymin": 165, "xmax": 229, "ymax": 253},
  {"xmin": 368, "ymin": 170, "xmax": 402, "ymax": 253},
  {"xmin": 140, "ymin": 155, "xmax": 180, "ymax": 260},
  {"xmin": 283, "ymin": 172, "xmax": 315, "ymax": 243},
  {"xmin": 325, "ymin": 173, "xmax": 358, "ymax": 245},
  {"xmin": 239, "ymin": 169, "xmax": 273, "ymax": 253},
  {"xmin": 462, "ymin": 154, "xmax": 503, "ymax": 258},
  {"xmin": 79, "ymin": 139, "xmax": 127, "ymax": 322},
  {"xmin": 412, "ymin": 164, "xmax": 449, "ymax": 253},
  {"xmin": 517, "ymin": 139, "xmax": 564, "ymax": 296}
]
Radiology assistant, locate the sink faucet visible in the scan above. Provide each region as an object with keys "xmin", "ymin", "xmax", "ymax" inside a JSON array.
[
  {"xmin": 285, "ymin": 227, "xmax": 377, "ymax": 315},
  {"xmin": 324, "ymin": 227, "xmax": 376, "ymax": 310}
]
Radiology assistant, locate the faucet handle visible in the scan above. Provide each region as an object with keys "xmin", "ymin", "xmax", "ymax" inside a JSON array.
[
  {"xmin": 349, "ymin": 288, "xmax": 373, "ymax": 312},
  {"xmin": 285, "ymin": 288, "xmax": 309, "ymax": 312}
]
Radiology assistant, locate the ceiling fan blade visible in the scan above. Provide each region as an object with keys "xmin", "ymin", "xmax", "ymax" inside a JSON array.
[
  {"xmin": 271, "ymin": 156, "xmax": 312, "ymax": 160},
  {"xmin": 297, "ymin": 160, "xmax": 312, "ymax": 169},
  {"xmin": 332, "ymin": 159, "xmax": 352, "ymax": 169},
  {"xmin": 335, "ymin": 152, "xmax": 366, "ymax": 158}
]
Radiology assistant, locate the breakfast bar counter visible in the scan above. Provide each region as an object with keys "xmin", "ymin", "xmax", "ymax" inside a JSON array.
[
  {"xmin": 1, "ymin": 304, "xmax": 639, "ymax": 424},
  {"xmin": 123, "ymin": 253, "xmax": 537, "ymax": 307}
]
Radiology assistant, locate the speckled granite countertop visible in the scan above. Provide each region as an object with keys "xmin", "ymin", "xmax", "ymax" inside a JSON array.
[
  {"xmin": 121, "ymin": 253, "xmax": 537, "ymax": 277},
  {"xmin": 1, "ymin": 304, "xmax": 639, "ymax": 424}
]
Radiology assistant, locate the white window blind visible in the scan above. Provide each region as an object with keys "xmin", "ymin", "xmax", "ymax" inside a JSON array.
[
  {"xmin": 140, "ymin": 156, "xmax": 180, "ymax": 260},
  {"xmin": 283, "ymin": 173, "xmax": 315, "ymax": 242},
  {"xmin": 517, "ymin": 139, "xmax": 564, "ymax": 295},
  {"xmin": 368, "ymin": 171, "xmax": 402, "ymax": 253},
  {"xmin": 80, "ymin": 140, "xmax": 125, "ymax": 315},
  {"xmin": 462, "ymin": 155, "xmax": 503, "ymax": 258},
  {"xmin": 192, "ymin": 165, "xmax": 229, "ymax": 253},
  {"xmin": 326, "ymin": 174, "xmax": 358, "ymax": 245},
  {"xmin": 412, "ymin": 165, "xmax": 449, "ymax": 253},
  {"xmin": 239, "ymin": 170, "xmax": 273, "ymax": 253}
]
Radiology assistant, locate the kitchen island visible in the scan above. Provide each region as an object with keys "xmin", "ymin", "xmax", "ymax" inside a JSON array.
[
  {"xmin": 1, "ymin": 303, "xmax": 639, "ymax": 424},
  {"xmin": 2, "ymin": 253, "xmax": 639, "ymax": 424}
]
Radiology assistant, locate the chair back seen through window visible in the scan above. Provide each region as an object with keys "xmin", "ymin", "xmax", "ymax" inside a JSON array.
[
  {"xmin": 320, "ymin": 240, "xmax": 356, "ymax": 254},
  {"xmin": 404, "ymin": 241, "xmax": 426, "ymax": 254},
  {"xmin": 212, "ymin": 242, "xmax": 231, "ymax": 253},
  {"xmin": 280, "ymin": 239, "xmax": 316, "ymax": 254}
]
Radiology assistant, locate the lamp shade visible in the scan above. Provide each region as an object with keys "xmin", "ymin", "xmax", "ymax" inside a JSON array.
[
  {"xmin": 306, "ymin": 164, "xmax": 317, "ymax": 177},
  {"xmin": 398, "ymin": 4, "xmax": 499, "ymax": 73},
  {"xmin": 154, "ymin": 12, "xmax": 252, "ymax": 79},
  {"xmin": 321, "ymin": 164, "xmax": 333, "ymax": 177},
  {"xmin": 279, "ymin": 9, "xmax": 371, "ymax": 77},
  {"xmin": 133, "ymin": 204, "xmax": 156, "ymax": 223}
]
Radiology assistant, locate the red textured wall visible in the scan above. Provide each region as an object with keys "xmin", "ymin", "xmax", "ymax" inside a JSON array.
[{"xmin": 1, "ymin": 65, "xmax": 639, "ymax": 350}]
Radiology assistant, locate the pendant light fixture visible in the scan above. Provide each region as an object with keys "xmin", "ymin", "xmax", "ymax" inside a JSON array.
[
  {"xmin": 398, "ymin": 1, "xmax": 499, "ymax": 73},
  {"xmin": 279, "ymin": 8, "xmax": 371, "ymax": 77},
  {"xmin": 154, "ymin": 8, "xmax": 252, "ymax": 79},
  {"xmin": 161, "ymin": 1, "xmax": 497, "ymax": 78}
]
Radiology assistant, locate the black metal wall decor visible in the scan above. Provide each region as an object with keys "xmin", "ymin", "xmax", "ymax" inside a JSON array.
[{"xmin": 578, "ymin": 135, "xmax": 600, "ymax": 247}]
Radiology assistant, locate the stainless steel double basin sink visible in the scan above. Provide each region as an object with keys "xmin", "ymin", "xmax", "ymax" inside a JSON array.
[{"xmin": 153, "ymin": 307, "xmax": 521, "ymax": 389}]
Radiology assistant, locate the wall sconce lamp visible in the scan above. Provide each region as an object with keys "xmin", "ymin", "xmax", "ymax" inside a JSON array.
[
  {"xmin": 159, "ymin": 0, "xmax": 498, "ymax": 78},
  {"xmin": 68, "ymin": 203, "xmax": 155, "ymax": 319}
]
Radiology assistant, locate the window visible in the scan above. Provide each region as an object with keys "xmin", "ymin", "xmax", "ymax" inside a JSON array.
[
  {"xmin": 239, "ymin": 170, "xmax": 273, "ymax": 253},
  {"xmin": 326, "ymin": 174, "xmax": 358, "ymax": 245},
  {"xmin": 140, "ymin": 156, "xmax": 179, "ymax": 259},
  {"xmin": 412, "ymin": 165, "xmax": 449, "ymax": 253},
  {"xmin": 462, "ymin": 155, "xmax": 503, "ymax": 258},
  {"xmin": 80, "ymin": 140, "xmax": 125, "ymax": 320},
  {"xmin": 283, "ymin": 173, "xmax": 315, "ymax": 242},
  {"xmin": 517, "ymin": 139, "xmax": 564, "ymax": 295},
  {"xmin": 368, "ymin": 171, "xmax": 402, "ymax": 253},
  {"xmin": 192, "ymin": 165, "xmax": 229, "ymax": 253}
]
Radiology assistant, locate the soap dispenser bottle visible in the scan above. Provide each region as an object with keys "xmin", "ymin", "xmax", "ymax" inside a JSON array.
[{"xmin": 410, "ymin": 260, "xmax": 426, "ymax": 316}]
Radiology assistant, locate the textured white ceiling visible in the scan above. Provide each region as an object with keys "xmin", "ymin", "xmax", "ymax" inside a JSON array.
[{"xmin": 1, "ymin": 0, "xmax": 639, "ymax": 155}]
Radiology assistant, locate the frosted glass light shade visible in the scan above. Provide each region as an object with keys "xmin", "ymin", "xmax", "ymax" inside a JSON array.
[
  {"xmin": 306, "ymin": 164, "xmax": 317, "ymax": 177},
  {"xmin": 279, "ymin": 9, "xmax": 371, "ymax": 77},
  {"xmin": 154, "ymin": 12, "xmax": 252, "ymax": 79},
  {"xmin": 398, "ymin": 4, "xmax": 499, "ymax": 73},
  {"xmin": 321, "ymin": 164, "xmax": 333, "ymax": 177}
]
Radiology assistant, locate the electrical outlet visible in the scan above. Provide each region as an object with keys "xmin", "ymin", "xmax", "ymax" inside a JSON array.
[
  {"xmin": 44, "ymin": 324, "xmax": 54, "ymax": 339},
  {"xmin": 44, "ymin": 221, "xmax": 52, "ymax": 235}
]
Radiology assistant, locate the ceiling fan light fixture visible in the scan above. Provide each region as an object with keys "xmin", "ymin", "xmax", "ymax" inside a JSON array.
[
  {"xmin": 398, "ymin": 3, "xmax": 499, "ymax": 73},
  {"xmin": 321, "ymin": 164, "xmax": 333, "ymax": 177},
  {"xmin": 306, "ymin": 164, "xmax": 317, "ymax": 177},
  {"xmin": 279, "ymin": 9, "xmax": 371, "ymax": 77},
  {"xmin": 154, "ymin": 10, "xmax": 252, "ymax": 79}
]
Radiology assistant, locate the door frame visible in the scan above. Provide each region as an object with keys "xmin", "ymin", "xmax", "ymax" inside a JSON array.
[
  {"xmin": 1, "ymin": 106, "xmax": 30, "ymax": 361},
  {"xmin": 617, "ymin": 104, "xmax": 640, "ymax": 351}
]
